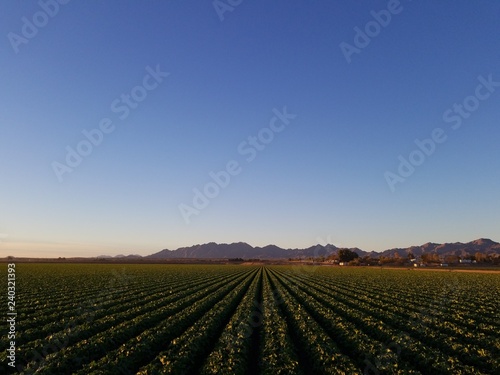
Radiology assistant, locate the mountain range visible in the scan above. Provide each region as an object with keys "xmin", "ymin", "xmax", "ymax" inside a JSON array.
[{"xmin": 145, "ymin": 238, "xmax": 500, "ymax": 259}]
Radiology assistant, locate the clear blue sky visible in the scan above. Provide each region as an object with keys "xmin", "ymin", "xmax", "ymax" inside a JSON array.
[{"xmin": 1, "ymin": 0, "xmax": 499, "ymax": 257}]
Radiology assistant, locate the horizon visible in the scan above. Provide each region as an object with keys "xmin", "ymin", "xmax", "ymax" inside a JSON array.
[
  {"xmin": 1, "ymin": 1, "xmax": 499, "ymax": 258},
  {"xmin": 2, "ymin": 237, "xmax": 498, "ymax": 259}
]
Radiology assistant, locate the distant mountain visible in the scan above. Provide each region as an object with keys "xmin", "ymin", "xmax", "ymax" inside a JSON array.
[
  {"xmin": 147, "ymin": 239, "xmax": 500, "ymax": 259},
  {"xmin": 379, "ymin": 238, "xmax": 500, "ymax": 258},
  {"xmin": 150, "ymin": 242, "xmax": 255, "ymax": 259},
  {"xmin": 148, "ymin": 242, "xmax": 344, "ymax": 259}
]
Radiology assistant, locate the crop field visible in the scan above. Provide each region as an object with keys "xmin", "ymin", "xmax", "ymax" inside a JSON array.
[{"xmin": 1, "ymin": 264, "xmax": 499, "ymax": 374}]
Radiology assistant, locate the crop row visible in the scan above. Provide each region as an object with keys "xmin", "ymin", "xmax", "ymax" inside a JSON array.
[
  {"xmin": 21, "ymin": 269, "xmax": 255, "ymax": 374},
  {"xmin": 1, "ymin": 266, "xmax": 254, "ymax": 374},
  {"xmin": 73, "ymin": 269, "xmax": 258, "ymax": 375},
  {"xmin": 291, "ymin": 268, "xmax": 499, "ymax": 344},
  {"xmin": 198, "ymin": 268, "xmax": 263, "ymax": 374},
  {"xmin": 1, "ymin": 264, "xmax": 498, "ymax": 375},
  {"xmin": 319, "ymin": 270, "xmax": 499, "ymax": 326},
  {"xmin": 138, "ymin": 268, "xmax": 262, "ymax": 374},
  {"xmin": 275, "ymin": 268, "xmax": 497, "ymax": 374},
  {"xmin": 13, "ymin": 267, "xmax": 237, "ymax": 347},
  {"xmin": 267, "ymin": 269, "xmax": 362, "ymax": 374}
]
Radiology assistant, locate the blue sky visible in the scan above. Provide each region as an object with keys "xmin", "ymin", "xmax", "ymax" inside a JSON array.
[{"xmin": 1, "ymin": 0, "xmax": 499, "ymax": 257}]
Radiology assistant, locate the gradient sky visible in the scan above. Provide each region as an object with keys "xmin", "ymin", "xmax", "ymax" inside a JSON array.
[{"xmin": 1, "ymin": 0, "xmax": 499, "ymax": 257}]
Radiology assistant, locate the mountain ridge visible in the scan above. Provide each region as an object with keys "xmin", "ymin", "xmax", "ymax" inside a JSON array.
[{"xmin": 146, "ymin": 238, "xmax": 500, "ymax": 259}]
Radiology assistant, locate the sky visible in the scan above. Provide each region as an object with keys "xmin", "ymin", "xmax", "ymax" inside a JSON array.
[{"xmin": 1, "ymin": 0, "xmax": 499, "ymax": 257}]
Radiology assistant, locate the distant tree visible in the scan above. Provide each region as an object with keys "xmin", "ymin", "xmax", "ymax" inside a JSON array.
[
  {"xmin": 338, "ymin": 249, "xmax": 359, "ymax": 262},
  {"xmin": 395, "ymin": 257, "xmax": 406, "ymax": 265},
  {"xmin": 362, "ymin": 255, "xmax": 375, "ymax": 265},
  {"xmin": 475, "ymin": 252, "xmax": 486, "ymax": 263},
  {"xmin": 422, "ymin": 253, "xmax": 439, "ymax": 264},
  {"xmin": 349, "ymin": 258, "xmax": 360, "ymax": 266},
  {"xmin": 407, "ymin": 252, "xmax": 415, "ymax": 260},
  {"xmin": 327, "ymin": 253, "xmax": 339, "ymax": 261},
  {"xmin": 378, "ymin": 256, "xmax": 394, "ymax": 265},
  {"xmin": 444, "ymin": 255, "xmax": 459, "ymax": 264},
  {"xmin": 492, "ymin": 255, "xmax": 500, "ymax": 265}
]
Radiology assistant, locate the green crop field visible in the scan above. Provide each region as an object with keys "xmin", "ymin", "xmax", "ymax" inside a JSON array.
[{"xmin": 1, "ymin": 264, "xmax": 499, "ymax": 374}]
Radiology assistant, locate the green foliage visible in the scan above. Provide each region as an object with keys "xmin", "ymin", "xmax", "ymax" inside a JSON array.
[
  {"xmin": 0, "ymin": 264, "xmax": 498, "ymax": 374},
  {"xmin": 338, "ymin": 249, "xmax": 359, "ymax": 262}
]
